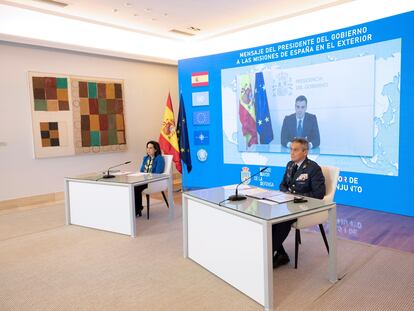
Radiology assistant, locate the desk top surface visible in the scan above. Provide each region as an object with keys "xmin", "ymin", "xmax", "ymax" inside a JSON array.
[
  {"xmin": 65, "ymin": 172, "xmax": 169, "ymax": 185},
  {"xmin": 184, "ymin": 185, "xmax": 334, "ymax": 221}
]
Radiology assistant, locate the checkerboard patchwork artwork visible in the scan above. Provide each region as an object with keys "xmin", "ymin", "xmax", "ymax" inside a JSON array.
[
  {"xmin": 32, "ymin": 76, "xmax": 69, "ymax": 111},
  {"xmin": 29, "ymin": 72, "xmax": 127, "ymax": 158},
  {"xmin": 72, "ymin": 79, "xmax": 127, "ymax": 154},
  {"xmin": 40, "ymin": 122, "xmax": 60, "ymax": 147}
]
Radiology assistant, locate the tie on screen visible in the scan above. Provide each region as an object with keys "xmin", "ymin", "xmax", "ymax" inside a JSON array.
[{"xmin": 297, "ymin": 120, "xmax": 303, "ymax": 137}]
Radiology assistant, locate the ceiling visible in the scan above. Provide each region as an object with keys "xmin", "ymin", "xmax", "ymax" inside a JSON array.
[
  {"xmin": 3, "ymin": 0, "xmax": 352, "ymax": 40},
  {"xmin": 2, "ymin": 0, "xmax": 414, "ymax": 64}
]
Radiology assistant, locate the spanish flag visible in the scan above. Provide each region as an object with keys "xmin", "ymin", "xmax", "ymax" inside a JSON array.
[
  {"xmin": 159, "ymin": 93, "xmax": 182, "ymax": 173},
  {"xmin": 238, "ymin": 74, "xmax": 258, "ymax": 147},
  {"xmin": 191, "ymin": 72, "xmax": 209, "ymax": 87}
]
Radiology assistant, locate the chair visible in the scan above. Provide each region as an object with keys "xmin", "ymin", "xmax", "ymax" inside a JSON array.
[
  {"xmin": 142, "ymin": 155, "xmax": 173, "ymax": 220},
  {"xmin": 292, "ymin": 165, "xmax": 340, "ymax": 268}
]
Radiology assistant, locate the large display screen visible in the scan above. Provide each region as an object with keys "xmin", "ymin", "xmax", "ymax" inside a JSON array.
[
  {"xmin": 178, "ymin": 11, "xmax": 413, "ymax": 217},
  {"xmin": 221, "ymin": 39, "xmax": 400, "ymax": 176}
]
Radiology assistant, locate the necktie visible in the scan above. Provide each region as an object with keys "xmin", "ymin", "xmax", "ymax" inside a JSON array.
[
  {"xmin": 290, "ymin": 164, "xmax": 298, "ymax": 188},
  {"xmin": 291, "ymin": 164, "xmax": 298, "ymax": 178},
  {"xmin": 297, "ymin": 120, "xmax": 303, "ymax": 137}
]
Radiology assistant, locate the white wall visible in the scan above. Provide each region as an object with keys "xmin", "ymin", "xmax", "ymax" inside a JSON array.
[{"xmin": 0, "ymin": 42, "xmax": 178, "ymax": 201}]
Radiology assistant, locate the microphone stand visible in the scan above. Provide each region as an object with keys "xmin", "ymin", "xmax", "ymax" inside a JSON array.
[
  {"xmin": 228, "ymin": 166, "xmax": 269, "ymax": 201},
  {"xmin": 102, "ymin": 161, "xmax": 131, "ymax": 179}
]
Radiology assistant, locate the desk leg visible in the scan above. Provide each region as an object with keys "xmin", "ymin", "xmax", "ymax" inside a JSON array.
[
  {"xmin": 264, "ymin": 221, "xmax": 274, "ymax": 311},
  {"xmin": 129, "ymin": 185, "xmax": 136, "ymax": 238},
  {"xmin": 64, "ymin": 179, "xmax": 71, "ymax": 225},
  {"xmin": 182, "ymin": 195, "xmax": 188, "ymax": 258},
  {"xmin": 328, "ymin": 204, "xmax": 337, "ymax": 283},
  {"xmin": 167, "ymin": 176, "xmax": 174, "ymax": 219}
]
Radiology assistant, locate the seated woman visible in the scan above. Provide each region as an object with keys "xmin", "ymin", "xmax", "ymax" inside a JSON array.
[{"xmin": 134, "ymin": 140, "xmax": 165, "ymax": 217}]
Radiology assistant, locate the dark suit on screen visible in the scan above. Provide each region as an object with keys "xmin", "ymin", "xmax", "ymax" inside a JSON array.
[
  {"xmin": 272, "ymin": 157, "xmax": 325, "ymax": 256},
  {"xmin": 281, "ymin": 112, "xmax": 320, "ymax": 148}
]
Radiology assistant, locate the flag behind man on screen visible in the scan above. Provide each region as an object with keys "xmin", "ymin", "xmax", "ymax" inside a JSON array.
[
  {"xmin": 238, "ymin": 74, "xmax": 258, "ymax": 147},
  {"xmin": 254, "ymin": 71, "xmax": 274, "ymax": 144}
]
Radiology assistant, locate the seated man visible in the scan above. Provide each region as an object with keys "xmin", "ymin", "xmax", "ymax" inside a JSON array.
[{"xmin": 272, "ymin": 138, "xmax": 325, "ymax": 268}]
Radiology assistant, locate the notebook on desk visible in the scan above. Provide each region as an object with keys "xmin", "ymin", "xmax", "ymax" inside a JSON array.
[
  {"xmin": 246, "ymin": 189, "xmax": 295, "ymax": 203},
  {"xmin": 127, "ymin": 172, "xmax": 149, "ymax": 177}
]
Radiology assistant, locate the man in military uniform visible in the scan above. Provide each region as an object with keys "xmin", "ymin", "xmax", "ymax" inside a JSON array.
[{"xmin": 273, "ymin": 138, "xmax": 325, "ymax": 268}]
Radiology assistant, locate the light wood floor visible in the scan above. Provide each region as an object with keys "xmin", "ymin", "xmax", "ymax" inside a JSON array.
[
  {"xmin": 2, "ymin": 190, "xmax": 413, "ymax": 253},
  {"xmin": 1, "ymin": 191, "xmax": 414, "ymax": 311},
  {"xmin": 336, "ymin": 204, "xmax": 414, "ymax": 253}
]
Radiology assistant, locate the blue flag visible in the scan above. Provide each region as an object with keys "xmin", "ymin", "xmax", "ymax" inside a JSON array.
[
  {"xmin": 193, "ymin": 111, "xmax": 210, "ymax": 125},
  {"xmin": 194, "ymin": 130, "xmax": 209, "ymax": 145},
  {"xmin": 192, "ymin": 91, "xmax": 209, "ymax": 106},
  {"xmin": 254, "ymin": 72, "xmax": 274, "ymax": 144},
  {"xmin": 177, "ymin": 94, "xmax": 192, "ymax": 173}
]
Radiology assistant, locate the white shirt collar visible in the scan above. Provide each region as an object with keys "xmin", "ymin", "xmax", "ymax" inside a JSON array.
[{"xmin": 295, "ymin": 158, "xmax": 305, "ymax": 168}]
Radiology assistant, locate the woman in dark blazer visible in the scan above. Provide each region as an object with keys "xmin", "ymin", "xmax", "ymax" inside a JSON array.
[{"xmin": 134, "ymin": 140, "xmax": 165, "ymax": 217}]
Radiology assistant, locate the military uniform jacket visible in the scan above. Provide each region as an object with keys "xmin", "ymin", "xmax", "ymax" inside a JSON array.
[{"xmin": 279, "ymin": 157, "xmax": 325, "ymax": 199}]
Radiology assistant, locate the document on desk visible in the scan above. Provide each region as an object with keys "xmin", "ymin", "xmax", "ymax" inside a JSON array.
[
  {"xmin": 266, "ymin": 193, "xmax": 295, "ymax": 203},
  {"xmin": 127, "ymin": 172, "xmax": 149, "ymax": 177},
  {"xmin": 246, "ymin": 189, "xmax": 295, "ymax": 203},
  {"xmin": 241, "ymin": 187, "xmax": 269, "ymax": 196},
  {"xmin": 245, "ymin": 189, "xmax": 281, "ymax": 199}
]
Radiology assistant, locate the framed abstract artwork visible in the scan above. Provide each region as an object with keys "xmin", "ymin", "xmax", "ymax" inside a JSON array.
[{"xmin": 28, "ymin": 72, "xmax": 127, "ymax": 158}]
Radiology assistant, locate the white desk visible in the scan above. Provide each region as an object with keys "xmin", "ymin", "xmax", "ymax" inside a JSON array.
[
  {"xmin": 64, "ymin": 172, "xmax": 174, "ymax": 237},
  {"xmin": 182, "ymin": 186, "xmax": 337, "ymax": 311}
]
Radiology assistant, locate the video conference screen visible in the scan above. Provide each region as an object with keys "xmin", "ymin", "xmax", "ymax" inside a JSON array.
[
  {"xmin": 178, "ymin": 11, "xmax": 413, "ymax": 217},
  {"xmin": 221, "ymin": 39, "xmax": 400, "ymax": 176}
]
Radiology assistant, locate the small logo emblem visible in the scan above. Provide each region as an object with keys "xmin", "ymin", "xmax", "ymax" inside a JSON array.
[
  {"xmin": 197, "ymin": 149, "xmax": 208, "ymax": 162},
  {"xmin": 273, "ymin": 72, "xmax": 293, "ymax": 96},
  {"xmin": 241, "ymin": 167, "xmax": 251, "ymax": 184}
]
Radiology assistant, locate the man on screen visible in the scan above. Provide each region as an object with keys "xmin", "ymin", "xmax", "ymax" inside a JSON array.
[
  {"xmin": 281, "ymin": 95, "xmax": 320, "ymax": 149},
  {"xmin": 272, "ymin": 138, "xmax": 325, "ymax": 268}
]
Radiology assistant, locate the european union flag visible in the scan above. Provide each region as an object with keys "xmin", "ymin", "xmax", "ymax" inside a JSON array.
[
  {"xmin": 194, "ymin": 130, "xmax": 209, "ymax": 145},
  {"xmin": 193, "ymin": 111, "xmax": 210, "ymax": 125},
  {"xmin": 254, "ymin": 72, "xmax": 274, "ymax": 144},
  {"xmin": 177, "ymin": 94, "xmax": 192, "ymax": 173}
]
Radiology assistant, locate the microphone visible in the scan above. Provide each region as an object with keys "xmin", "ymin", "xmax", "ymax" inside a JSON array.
[
  {"xmin": 228, "ymin": 166, "xmax": 269, "ymax": 201},
  {"xmin": 102, "ymin": 161, "xmax": 131, "ymax": 179}
]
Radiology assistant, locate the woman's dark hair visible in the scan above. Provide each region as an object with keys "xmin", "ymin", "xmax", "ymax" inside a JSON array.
[{"xmin": 146, "ymin": 140, "xmax": 162, "ymax": 157}]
